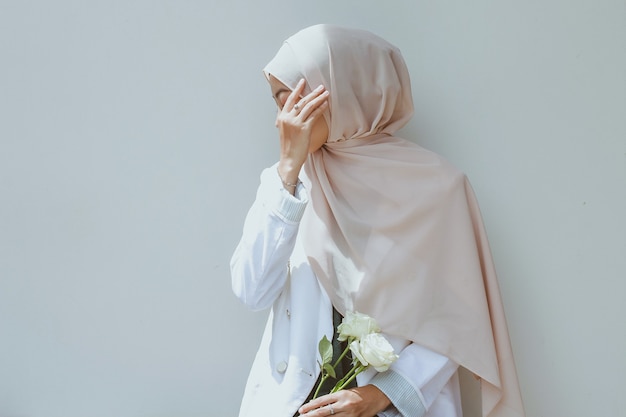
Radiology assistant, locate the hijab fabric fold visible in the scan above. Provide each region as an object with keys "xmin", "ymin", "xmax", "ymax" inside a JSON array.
[{"xmin": 264, "ymin": 24, "xmax": 525, "ymax": 417}]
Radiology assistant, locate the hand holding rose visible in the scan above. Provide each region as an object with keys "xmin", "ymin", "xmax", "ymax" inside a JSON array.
[{"xmin": 303, "ymin": 312, "xmax": 398, "ymax": 416}]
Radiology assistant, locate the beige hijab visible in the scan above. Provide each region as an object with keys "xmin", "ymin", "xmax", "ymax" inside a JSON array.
[{"xmin": 264, "ymin": 24, "xmax": 525, "ymax": 417}]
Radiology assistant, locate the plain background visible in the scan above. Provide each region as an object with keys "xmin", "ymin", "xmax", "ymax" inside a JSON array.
[{"xmin": 1, "ymin": 1, "xmax": 624, "ymax": 416}]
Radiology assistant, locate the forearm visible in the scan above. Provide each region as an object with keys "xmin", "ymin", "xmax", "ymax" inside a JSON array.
[{"xmin": 230, "ymin": 165, "xmax": 308, "ymax": 310}]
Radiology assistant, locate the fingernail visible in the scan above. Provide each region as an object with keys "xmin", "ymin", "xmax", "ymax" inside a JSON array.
[
  {"xmin": 298, "ymin": 79, "xmax": 305, "ymax": 85},
  {"xmin": 315, "ymin": 84, "xmax": 324, "ymax": 91}
]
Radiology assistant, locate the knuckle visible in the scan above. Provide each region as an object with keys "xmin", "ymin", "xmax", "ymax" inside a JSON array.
[{"xmin": 345, "ymin": 399, "xmax": 357, "ymax": 407}]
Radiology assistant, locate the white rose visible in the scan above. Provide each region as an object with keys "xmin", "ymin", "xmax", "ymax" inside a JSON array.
[
  {"xmin": 349, "ymin": 333, "xmax": 399, "ymax": 372},
  {"xmin": 337, "ymin": 311, "xmax": 381, "ymax": 341}
]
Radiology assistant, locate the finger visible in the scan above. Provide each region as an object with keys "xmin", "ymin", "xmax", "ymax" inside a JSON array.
[
  {"xmin": 302, "ymin": 403, "xmax": 338, "ymax": 417},
  {"xmin": 299, "ymin": 393, "xmax": 336, "ymax": 415},
  {"xmin": 284, "ymin": 79, "xmax": 306, "ymax": 112},
  {"xmin": 300, "ymin": 102, "xmax": 329, "ymax": 131},
  {"xmin": 293, "ymin": 84, "xmax": 327, "ymax": 112},
  {"xmin": 299, "ymin": 90, "xmax": 330, "ymax": 120}
]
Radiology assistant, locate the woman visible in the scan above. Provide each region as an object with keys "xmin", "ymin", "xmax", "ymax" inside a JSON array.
[{"xmin": 231, "ymin": 24, "xmax": 525, "ymax": 417}]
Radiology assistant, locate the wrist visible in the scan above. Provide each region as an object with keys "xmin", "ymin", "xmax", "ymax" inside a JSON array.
[
  {"xmin": 277, "ymin": 160, "xmax": 302, "ymax": 186},
  {"xmin": 276, "ymin": 165, "xmax": 301, "ymax": 194},
  {"xmin": 359, "ymin": 384, "xmax": 392, "ymax": 413}
]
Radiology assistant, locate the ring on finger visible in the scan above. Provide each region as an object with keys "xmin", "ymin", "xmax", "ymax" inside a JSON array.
[
  {"xmin": 328, "ymin": 404, "xmax": 335, "ymax": 415},
  {"xmin": 294, "ymin": 102, "xmax": 302, "ymax": 111}
]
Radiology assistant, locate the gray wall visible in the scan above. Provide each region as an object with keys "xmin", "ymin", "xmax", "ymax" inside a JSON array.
[{"xmin": 1, "ymin": 1, "xmax": 624, "ymax": 416}]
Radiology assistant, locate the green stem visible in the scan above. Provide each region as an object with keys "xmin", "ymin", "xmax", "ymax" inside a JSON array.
[
  {"xmin": 313, "ymin": 337, "xmax": 354, "ymax": 399},
  {"xmin": 312, "ymin": 372, "xmax": 330, "ymax": 399},
  {"xmin": 333, "ymin": 365, "xmax": 366, "ymax": 393},
  {"xmin": 337, "ymin": 365, "xmax": 357, "ymax": 386},
  {"xmin": 331, "ymin": 340, "xmax": 353, "ymax": 369}
]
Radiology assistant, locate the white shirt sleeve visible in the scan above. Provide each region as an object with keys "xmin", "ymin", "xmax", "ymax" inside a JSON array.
[
  {"xmin": 230, "ymin": 165, "xmax": 308, "ymax": 311},
  {"xmin": 370, "ymin": 343, "xmax": 459, "ymax": 417}
]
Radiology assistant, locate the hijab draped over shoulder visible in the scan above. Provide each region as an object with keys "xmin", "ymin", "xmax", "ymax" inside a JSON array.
[{"xmin": 264, "ymin": 24, "xmax": 525, "ymax": 417}]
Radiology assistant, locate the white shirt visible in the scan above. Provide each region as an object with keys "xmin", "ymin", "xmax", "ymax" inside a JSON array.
[{"xmin": 231, "ymin": 165, "xmax": 463, "ymax": 417}]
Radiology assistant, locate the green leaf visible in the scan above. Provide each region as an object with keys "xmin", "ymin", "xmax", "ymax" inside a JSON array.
[
  {"xmin": 318, "ymin": 335, "xmax": 333, "ymax": 365},
  {"xmin": 323, "ymin": 363, "xmax": 336, "ymax": 379}
]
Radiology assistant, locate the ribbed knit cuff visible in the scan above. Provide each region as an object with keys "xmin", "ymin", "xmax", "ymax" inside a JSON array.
[
  {"xmin": 259, "ymin": 164, "xmax": 309, "ymax": 223},
  {"xmin": 266, "ymin": 165, "xmax": 308, "ymax": 223},
  {"xmin": 370, "ymin": 370, "xmax": 426, "ymax": 417},
  {"xmin": 273, "ymin": 185, "xmax": 307, "ymax": 223}
]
